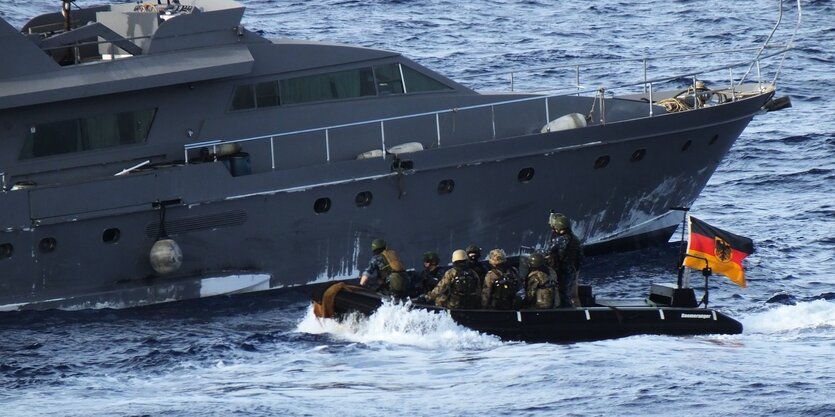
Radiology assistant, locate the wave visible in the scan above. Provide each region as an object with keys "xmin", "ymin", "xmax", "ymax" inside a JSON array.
[
  {"xmin": 296, "ymin": 300, "xmax": 502, "ymax": 350},
  {"xmin": 742, "ymin": 299, "xmax": 835, "ymax": 334}
]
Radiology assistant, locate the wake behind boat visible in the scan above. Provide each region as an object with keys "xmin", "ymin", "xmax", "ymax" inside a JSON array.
[{"xmin": 0, "ymin": 0, "xmax": 797, "ymax": 310}]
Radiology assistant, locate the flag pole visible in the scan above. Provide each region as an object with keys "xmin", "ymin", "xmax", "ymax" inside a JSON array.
[{"xmin": 670, "ymin": 206, "xmax": 689, "ymax": 289}]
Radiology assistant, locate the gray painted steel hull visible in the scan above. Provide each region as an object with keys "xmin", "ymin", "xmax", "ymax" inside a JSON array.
[{"xmin": 0, "ymin": 0, "xmax": 783, "ymax": 310}]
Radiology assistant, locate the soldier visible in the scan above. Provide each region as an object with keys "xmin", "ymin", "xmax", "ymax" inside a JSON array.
[
  {"xmin": 547, "ymin": 213, "xmax": 584, "ymax": 307},
  {"xmin": 481, "ymin": 249, "xmax": 519, "ymax": 310},
  {"xmin": 465, "ymin": 244, "xmax": 488, "ymax": 283},
  {"xmin": 422, "ymin": 249, "xmax": 480, "ymax": 309},
  {"xmin": 359, "ymin": 238, "xmax": 408, "ymax": 297},
  {"xmin": 416, "ymin": 251, "xmax": 444, "ymax": 295},
  {"xmin": 525, "ymin": 253, "xmax": 557, "ymax": 309}
]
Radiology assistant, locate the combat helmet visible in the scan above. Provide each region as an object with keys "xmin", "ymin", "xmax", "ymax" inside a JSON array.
[
  {"xmin": 548, "ymin": 212, "xmax": 570, "ymax": 231},
  {"xmin": 452, "ymin": 249, "xmax": 468, "ymax": 263},
  {"xmin": 465, "ymin": 244, "xmax": 482, "ymax": 256},
  {"xmin": 423, "ymin": 251, "xmax": 440, "ymax": 264},
  {"xmin": 371, "ymin": 238, "xmax": 387, "ymax": 252},
  {"xmin": 488, "ymin": 248, "xmax": 507, "ymax": 266},
  {"xmin": 529, "ymin": 253, "xmax": 545, "ymax": 268}
]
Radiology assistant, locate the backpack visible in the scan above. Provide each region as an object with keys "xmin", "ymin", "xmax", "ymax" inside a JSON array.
[
  {"xmin": 448, "ymin": 267, "xmax": 479, "ymax": 308},
  {"xmin": 381, "ymin": 249, "xmax": 408, "ymax": 293},
  {"xmin": 531, "ymin": 271, "xmax": 556, "ymax": 309},
  {"xmin": 489, "ymin": 269, "xmax": 517, "ymax": 310}
]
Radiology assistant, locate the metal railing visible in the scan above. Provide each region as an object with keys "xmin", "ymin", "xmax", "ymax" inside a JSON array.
[{"xmin": 184, "ymin": 0, "xmax": 799, "ymax": 169}]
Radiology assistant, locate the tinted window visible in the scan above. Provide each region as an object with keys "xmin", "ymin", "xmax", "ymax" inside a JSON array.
[
  {"xmin": 280, "ymin": 68, "xmax": 376, "ymax": 105},
  {"xmin": 374, "ymin": 64, "xmax": 405, "ymax": 95},
  {"xmin": 255, "ymin": 81, "xmax": 280, "ymax": 108},
  {"xmin": 402, "ymin": 65, "xmax": 452, "ymax": 93},
  {"xmin": 231, "ymin": 85, "xmax": 255, "ymax": 110},
  {"xmin": 20, "ymin": 109, "xmax": 156, "ymax": 159}
]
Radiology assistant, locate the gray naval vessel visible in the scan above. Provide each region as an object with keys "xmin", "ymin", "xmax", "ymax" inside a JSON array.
[{"xmin": 0, "ymin": 0, "xmax": 796, "ymax": 310}]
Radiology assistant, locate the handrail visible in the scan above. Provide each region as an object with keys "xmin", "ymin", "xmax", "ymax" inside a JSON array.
[
  {"xmin": 183, "ymin": 51, "xmax": 786, "ymax": 166},
  {"xmin": 184, "ymin": 1, "xmax": 798, "ymax": 168}
]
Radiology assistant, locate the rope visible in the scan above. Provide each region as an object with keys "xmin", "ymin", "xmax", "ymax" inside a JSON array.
[{"xmin": 312, "ymin": 282, "xmax": 364, "ymax": 318}]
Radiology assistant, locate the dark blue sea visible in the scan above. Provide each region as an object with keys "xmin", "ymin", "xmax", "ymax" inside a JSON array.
[{"xmin": 1, "ymin": 1, "xmax": 833, "ymax": 416}]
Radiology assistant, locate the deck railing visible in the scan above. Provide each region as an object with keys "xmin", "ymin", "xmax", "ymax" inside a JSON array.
[{"xmin": 183, "ymin": 0, "xmax": 800, "ymax": 168}]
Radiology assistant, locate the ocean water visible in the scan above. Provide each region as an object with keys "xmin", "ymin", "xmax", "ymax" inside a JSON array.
[{"xmin": 1, "ymin": 0, "xmax": 834, "ymax": 416}]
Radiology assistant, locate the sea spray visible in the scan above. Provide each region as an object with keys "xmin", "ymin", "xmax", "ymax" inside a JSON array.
[
  {"xmin": 297, "ymin": 299, "xmax": 502, "ymax": 350},
  {"xmin": 742, "ymin": 299, "xmax": 835, "ymax": 334}
]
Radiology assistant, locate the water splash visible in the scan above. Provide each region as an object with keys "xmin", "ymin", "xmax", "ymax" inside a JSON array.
[
  {"xmin": 297, "ymin": 300, "xmax": 502, "ymax": 350},
  {"xmin": 742, "ymin": 299, "xmax": 835, "ymax": 334}
]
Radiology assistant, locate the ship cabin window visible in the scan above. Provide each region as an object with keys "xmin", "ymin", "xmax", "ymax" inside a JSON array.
[
  {"xmin": 401, "ymin": 65, "xmax": 452, "ymax": 93},
  {"xmin": 313, "ymin": 197, "xmax": 331, "ymax": 213},
  {"xmin": 0, "ymin": 243, "xmax": 12, "ymax": 260},
  {"xmin": 102, "ymin": 228, "xmax": 121, "ymax": 244},
  {"xmin": 229, "ymin": 64, "xmax": 451, "ymax": 111},
  {"xmin": 39, "ymin": 237, "xmax": 57, "ymax": 253},
  {"xmin": 681, "ymin": 140, "xmax": 692, "ymax": 151},
  {"xmin": 709, "ymin": 134, "xmax": 719, "ymax": 145},
  {"xmin": 518, "ymin": 167, "xmax": 535, "ymax": 183},
  {"xmin": 594, "ymin": 155, "xmax": 610, "ymax": 169},
  {"xmin": 631, "ymin": 149, "xmax": 646, "ymax": 162},
  {"xmin": 373, "ymin": 64, "xmax": 405, "ymax": 95},
  {"xmin": 355, "ymin": 191, "xmax": 373, "ymax": 207},
  {"xmin": 280, "ymin": 68, "xmax": 377, "ymax": 105},
  {"xmin": 437, "ymin": 179, "xmax": 455, "ymax": 195},
  {"xmin": 20, "ymin": 109, "xmax": 156, "ymax": 159}
]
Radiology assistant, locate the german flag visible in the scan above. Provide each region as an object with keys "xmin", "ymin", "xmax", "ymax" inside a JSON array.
[{"xmin": 682, "ymin": 216, "xmax": 754, "ymax": 288}]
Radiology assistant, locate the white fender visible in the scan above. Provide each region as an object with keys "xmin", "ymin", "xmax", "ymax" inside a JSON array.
[
  {"xmin": 150, "ymin": 239, "xmax": 183, "ymax": 275},
  {"xmin": 541, "ymin": 113, "xmax": 587, "ymax": 133},
  {"xmin": 387, "ymin": 141, "xmax": 424, "ymax": 156}
]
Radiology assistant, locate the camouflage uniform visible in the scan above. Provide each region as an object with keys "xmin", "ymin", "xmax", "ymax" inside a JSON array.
[
  {"xmin": 361, "ymin": 252, "xmax": 388, "ymax": 290},
  {"xmin": 425, "ymin": 264, "xmax": 479, "ymax": 309},
  {"xmin": 549, "ymin": 231, "xmax": 583, "ymax": 307},
  {"xmin": 362, "ymin": 248, "xmax": 407, "ymax": 296},
  {"xmin": 526, "ymin": 268, "xmax": 555, "ymax": 309},
  {"xmin": 481, "ymin": 265, "xmax": 519, "ymax": 309}
]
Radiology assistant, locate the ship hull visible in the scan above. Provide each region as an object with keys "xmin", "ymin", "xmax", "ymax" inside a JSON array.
[{"xmin": 0, "ymin": 92, "xmax": 770, "ymax": 311}]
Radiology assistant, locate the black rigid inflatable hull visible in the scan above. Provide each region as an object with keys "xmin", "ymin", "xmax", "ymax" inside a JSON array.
[{"xmin": 313, "ymin": 283, "xmax": 743, "ymax": 343}]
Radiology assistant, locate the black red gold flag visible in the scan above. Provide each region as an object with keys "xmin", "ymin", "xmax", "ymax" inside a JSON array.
[{"xmin": 682, "ymin": 216, "xmax": 754, "ymax": 287}]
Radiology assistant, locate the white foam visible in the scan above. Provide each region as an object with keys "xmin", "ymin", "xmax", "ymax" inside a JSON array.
[
  {"xmin": 296, "ymin": 299, "xmax": 502, "ymax": 350},
  {"xmin": 742, "ymin": 299, "xmax": 835, "ymax": 333}
]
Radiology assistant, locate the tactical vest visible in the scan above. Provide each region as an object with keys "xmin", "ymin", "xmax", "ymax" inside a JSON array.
[
  {"xmin": 381, "ymin": 249, "xmax": 408, "ymax": 293},
  {"xmin": 530, "ymin": 270, "xmax": 556, "ymax": 309},
  {"xmin": 448, "ymin": 267, "xmax": 479, "ymax": 309},
  {"xmin": 488, "ymin": 269, "xmax": 516, "ymax": 310}
]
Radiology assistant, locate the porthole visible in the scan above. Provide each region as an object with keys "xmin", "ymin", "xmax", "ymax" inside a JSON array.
[
  {"xmin": 0, "ymin": 243, "xmax": 12, "ymax": 260},
  {"xmin": 517, "ymin": 167, "xmax": 535, "ymax": 183},
  {"xmin": 594, "ymin": 155, "xmax": 610, "ymax": 169},
  {"xmin": 681, "ymin": 140, "xmax": 692, "ymax": 151},
  {"xmin": 355, "ymin": 191, "xmax": 373, "ymax": 207},
  {"xmin": 437, "ymin": 179, "xmax": 455, "ymax": 195},
  {"xmin": 630, "ymin": 149, "xmax": 646, "ymax": 162},
  {"xmin": 709, "ymin": 134, "xmax": 719, "ymax": 145},
  {"xmin": 102, "ymin": 228, "xmax": 121, "ymax": 244},
  {"xmin": 313, "ymin": 197, "xmax": 331, "ymax": 213},
  {"xmin": 39, "ymin": 237, "xmax": 56, "ymax": 253}
]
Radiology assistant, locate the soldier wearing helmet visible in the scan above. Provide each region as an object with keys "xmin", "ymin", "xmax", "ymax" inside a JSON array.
[
  {"xmin": 360, "ymin": 238, "xmax": 408, "ymax": 297},
  {"xmin": 421, "ymin": 249, "xmax": 480, "ymax": 309},
  {"xmin": 481, "ymin": 248, "xmax": 519, "ymax": 309},
  {"xmin": 525, "ymin": 252, "xmax": 557, "ymax": 309},
  {"xmin": 547, "ymin": 212, "xmax": 584, "ymax": 307},
  {"xmin": 415, "ymin": 251, "xmax": 445, "ymax": 295},
  {"xmin": 465, "ymin": 244, "xmax": 488, "ymax": 282}
]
